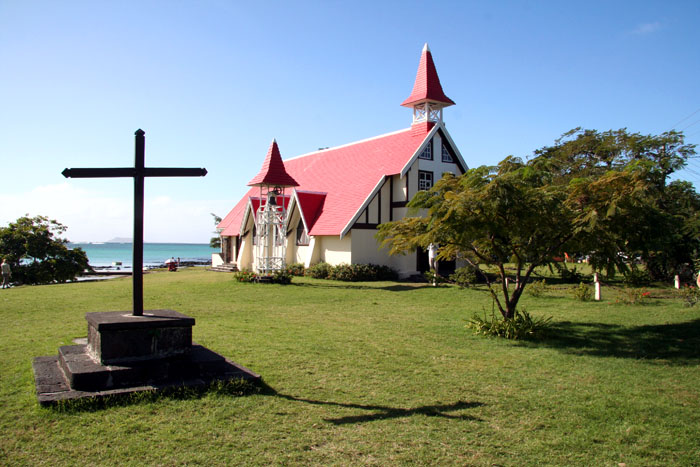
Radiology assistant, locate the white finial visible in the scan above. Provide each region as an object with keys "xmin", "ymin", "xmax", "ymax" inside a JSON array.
[{"xmin": 423, "ymin": 43, "xmax": 430, "ymax": 53}]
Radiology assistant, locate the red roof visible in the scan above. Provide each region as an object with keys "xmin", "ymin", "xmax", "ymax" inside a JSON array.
[
  {"xmin": 219, "ymin": 125, "xmax": 436, "ymax": 238},
  {"xmin": 247, "ymin": 139, "xmax": 299, "ymax": 187},
  {"xmin": 401, "ymin": 43, "xmax": 455, "ymax": 108}
]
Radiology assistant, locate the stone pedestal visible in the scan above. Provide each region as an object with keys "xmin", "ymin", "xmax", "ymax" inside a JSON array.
[{"xmin": 32, "ymin": 310, "xmax": 260, "ymax": 405}]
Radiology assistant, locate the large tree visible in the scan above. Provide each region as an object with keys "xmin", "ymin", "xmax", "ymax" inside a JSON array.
[
  {"xmin": 0, "ymin": 215, "xmax": 90, "ymax": 285},
  {"xmin": 377, "ymin": 129, "xmax": 696, "ymax": 319}
]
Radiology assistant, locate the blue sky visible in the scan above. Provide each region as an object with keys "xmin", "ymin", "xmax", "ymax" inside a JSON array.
[{"xmin": 1, "ymin": 0, "xmax": 699, "ymax": 242}]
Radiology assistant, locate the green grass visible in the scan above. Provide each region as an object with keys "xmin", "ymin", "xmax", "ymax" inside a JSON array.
[{"xmin": 1, "ymin": 269, "xmax": 698, "ymax": 465}]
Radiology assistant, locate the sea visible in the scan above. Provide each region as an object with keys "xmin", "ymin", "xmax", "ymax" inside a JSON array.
[{"xmin": 68, "ymin": 242, "xmax": 218, "ymax": 270}]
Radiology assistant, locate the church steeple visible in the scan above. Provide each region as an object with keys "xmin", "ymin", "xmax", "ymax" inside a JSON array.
[{"xmin": 401, "ymin": 43, "xmax": 455, "ymax": 126}]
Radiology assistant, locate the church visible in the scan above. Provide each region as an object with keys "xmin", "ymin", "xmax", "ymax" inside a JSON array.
[{"xmin": 215, "ymin": 44, "xmax": 468, "ymax": 278}]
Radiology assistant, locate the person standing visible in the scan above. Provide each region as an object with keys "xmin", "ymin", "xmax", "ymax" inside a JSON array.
[{"xmin": 1, "ymin": 258, "xmax": 11, "ymax": 289}]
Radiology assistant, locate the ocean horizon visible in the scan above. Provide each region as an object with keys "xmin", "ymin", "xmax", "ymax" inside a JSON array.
[{"xmin": 68, "ymin": 242, "xmax": 219, "ymax": 269}]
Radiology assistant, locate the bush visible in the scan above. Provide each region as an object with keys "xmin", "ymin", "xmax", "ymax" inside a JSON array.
[
  {"xmin": 306, "ymin": 262, "xmax": 332, "ymax": 279},
  {"xmin": 233, "ymin": 270, "xmax": 257, "ymax": 282},
  {"xmin": 618, "ymin": 288, "xmax": 652, "ymax": 305},
  {"xmin": 559, "ymin": 266, "xmax": 584, "ymax": 283},
  {"xmin": 571, "ymin": 282, "xmax": 592, "ymax": 301},
  {"xmin": 527, "ymin": 279, "xmax": 547, "ymax": 297},
  {"xmin": 306, "ymin": 262, "xmax": 398, "ymax": 282},
  {"xmin": 271, "ymin": 270, "xmax": 292, "ymax": 284},
  {"xmin": 466, "ymin": 309, "xmax": 552, "ymax": 340},
  {"xmin": 450, "ymin": 266, "xmax": 479, "ymax": 288},
  {"xmin": 623, "ymin": 268, "xmax": 652, "ymax": 287},
  {"xmin": 678, "ymin": 286, "xmax": 700, "ymax": 307},
  {"xmin": 286, "ymin": 263, "xmax": 305, "ymax": 277}
]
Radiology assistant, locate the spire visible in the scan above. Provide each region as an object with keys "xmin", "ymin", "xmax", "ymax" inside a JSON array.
[
  {"xmin": 401, "ymin": 43, "xmax": 455, "ymax": 108},
  {"xmin": 247, "ymin": 139, "xmax": 299, "ymax": 187}
]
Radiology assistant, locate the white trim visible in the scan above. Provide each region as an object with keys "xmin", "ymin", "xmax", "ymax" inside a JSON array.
[
  {"xmin": 438, "ymin": 126, "xmax": 469, "ymax": 172},
  {"xmin": 339, "ymin": 175, "xmax": 386, "ymax": 239},
  {"xmin": 399, "ymin": 123, "xmax": 441, "ymax": 177}
]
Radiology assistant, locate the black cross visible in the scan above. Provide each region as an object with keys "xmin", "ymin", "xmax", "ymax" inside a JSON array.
[{"xmin": 62, "ymin": 129, "xmax": 207, "ymax": 316}]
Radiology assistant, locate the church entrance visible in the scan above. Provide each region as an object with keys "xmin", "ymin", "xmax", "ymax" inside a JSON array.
[{"xmin": 416, "ymin": 247, "xmax": 455, "ymax": 275}]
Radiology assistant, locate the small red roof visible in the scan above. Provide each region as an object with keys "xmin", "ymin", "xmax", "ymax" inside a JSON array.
[
  {"xmin": 247, "ymin": 139, "xmax": 299, "ymax": 187},
  {"xmin": 401, "ymin": 43, "xmax": 455, "ymax": 108}
]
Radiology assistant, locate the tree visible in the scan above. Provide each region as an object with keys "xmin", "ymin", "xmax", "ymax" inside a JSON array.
[
  {"xmin": 209, "ymin": 213, "xmax": 222, "ymax": 249},
  {"xmin": 0, "ymin": 215, "xmax": 90, "ymax": 285},
  {"xmin": 377, "ymin": 128, "xmax": 696, "ymax": 320}
]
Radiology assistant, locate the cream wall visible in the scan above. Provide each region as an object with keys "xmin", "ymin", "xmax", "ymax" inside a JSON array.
[{"xmin": 319, "ymin": 235, "xmax": 352, "ymax": 264}]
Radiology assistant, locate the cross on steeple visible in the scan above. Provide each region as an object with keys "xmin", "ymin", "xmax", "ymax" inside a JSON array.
[{"xmin": 62, "ymin": 129, "xmax": 207, "ymax": 316}]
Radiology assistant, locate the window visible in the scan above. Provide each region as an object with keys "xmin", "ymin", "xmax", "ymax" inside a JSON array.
[
  {"xmin": 252, "ymin": 225, "xmax": 257, "ymax": 245},
  {"xmin": 418, "ymin": 143, "xmax": 432, "ymax": 160},
  {"xmin": 296, "ymin": 221, "xmax": 310, "ymax": 246},
  {"xmin": 418, "ymin": 170, "xmax": 433, "ymax": 191},
  {"xmin": 441, "ymin": 144, "xmax": 453, "ymax": 163}
]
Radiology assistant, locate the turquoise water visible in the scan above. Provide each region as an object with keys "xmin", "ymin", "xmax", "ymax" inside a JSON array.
[{"xmin": 68, "ymin": 243, "xmax": 218, "ymax": 268}]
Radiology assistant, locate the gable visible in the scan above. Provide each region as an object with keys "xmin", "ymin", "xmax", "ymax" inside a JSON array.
[{"xmin": 220, "ymin": 123, "xmax": 465, "ymax": 239}]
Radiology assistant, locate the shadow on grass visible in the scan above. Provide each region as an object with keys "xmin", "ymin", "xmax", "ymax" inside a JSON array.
[
  {"xmin": 260, "ymin": 383, "xmax": 483, "ymax": 424},
  {"xmin": 289, "ymin": 281, "xmax": 430, "ymax": 292},
  {"xmin": 521, "ymin": 318, "xmax": 700, "ymax": 365}
]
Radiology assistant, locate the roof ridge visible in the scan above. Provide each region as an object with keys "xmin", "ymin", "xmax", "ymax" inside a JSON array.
[{"xmin": 284, "ymin": 127, "xmax": 413, "ymax": 162}]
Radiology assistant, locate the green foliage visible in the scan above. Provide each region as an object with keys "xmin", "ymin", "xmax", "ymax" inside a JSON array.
[
  {"xmin": 286, "ymin": 263, "xmax": 305, "ymax": 276},
  {"xmin": 678, "ymin": 286, "xmax": 700, "ymax": 307},
  {"xmin": 623, "ymin": 268, "xmax": 652, "ymax": 287},
  {"xmin": 449, "ymin": 266, "xmax": 482, "ymax": 287},
  {"xmin": 271, "ymin": 270, "xmax": 292, "ymax": 285},
  {"xmin": 558, "ymin": 266, "xmax": 585, "ymax": 283},
  {"xmin": 0, "ymin": 215, "xmax": 90, "ymax": 285},
  {"xmin": 306, "ymin": 262, "xmax": 398, "ymax": 282},
  {"xmin": 306, "ymin": 261, "xmax": 332, "ymax": 279},
  {"xmin": 233, "ymin": 270, "xmax": 257, "ymax": 282},
  {"xmin": 527, "ymin": 279, "xmax": 548, "ymax": 297},
  {"xmin": 618, "ymin": 288, "xmax": 652, "ymax": 305},
  {"xmin": 466, "ymin": 308, "xmax": 553, "ymax": 340},
  {"xmin": 378, "ymin": 127, "xmax": 697, "ymax": 319},
  {"xmin": 571, "ymin": 282, "xmax": 593, "ymax": 301},
  {"xmin": 209, "ymin": 213, "xmax": 222, "ymax": 249}
]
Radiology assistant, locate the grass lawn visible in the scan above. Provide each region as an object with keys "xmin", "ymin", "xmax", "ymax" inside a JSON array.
[{"xmin": 1, "ymin": 268, "xmax": 698, "ymax": 465}]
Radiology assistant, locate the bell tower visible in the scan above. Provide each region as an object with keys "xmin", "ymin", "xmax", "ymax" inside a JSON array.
[
  {"xmin": 247, "ymin": 140, "xmax": 299, "ymax": 275},
  {"xmin": 401, "ymin": 43, "xmax": 455, "ymax": 126}
]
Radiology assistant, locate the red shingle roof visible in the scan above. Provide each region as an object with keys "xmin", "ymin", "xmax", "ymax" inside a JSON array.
[
  {"xmin": 219, "ymin": 125, "xmax": 434, "ymax": 237},
  {"xmin": 401, "ymin": 43, "xmax": 455, "ymax": 108},
  {"xmin": 247, "ymin": 139, "xmax": 299, "ymax": 187}
]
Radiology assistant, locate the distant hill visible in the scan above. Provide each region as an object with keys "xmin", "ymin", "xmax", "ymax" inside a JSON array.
[{"xmin": 106, "ymin": 237, "xmax": 133, "ymax": 243}]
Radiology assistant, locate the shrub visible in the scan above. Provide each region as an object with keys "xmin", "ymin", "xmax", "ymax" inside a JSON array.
[
  {"xmin": 306, "ymin": 262, "xmax": 398, "ymax": 282},
  {"xmin": 618, "ymin": 288, "xmax": 652, "ymax": 305},
  {"xmin": 678, "ymin": 286, "xmax": 700, "ymax": 307},
  {"xmin": 559, "ymin": 266, "xmax": 584, "ymax": 283},
  {"xmin": 623, "ymin": 268, "xmax": 652, "ymax": 287},
  {"xmin": 527, "ymin": 279, "xmax": 547, "ymax": 297},
  {"xmin": 466, "ymin": 309, "xmax": 552, "ymax": 340},
  {"xmin": 450, "ymin": 266, "xmax": 479, "ymax": 288},
  {"xmin": 306, "ymin": 262, "xmax": 332, "ymax": 279},
  {"xmin": 233, "ymin": 270, "xmax": 257, "ymax": 282},
  {"xmin": 571, "ymin": 282, "xmax": 592, "ymax": 301},
  {"xmin": 286, "ymin": 263, "xmax": 305, "ymax": 277},
  {"xmin": 271, "ymin": 270, "xmax": 292, "ymax": 285}
]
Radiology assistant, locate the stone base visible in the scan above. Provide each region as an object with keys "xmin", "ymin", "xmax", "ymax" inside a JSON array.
[
  {"xmin": 32, "ymin": 309, "xmax": 261, "ymax": 406},
  {"xmin": 33, "ymin": 344, "xmax": 260, "ymax": 405},
  {"xmin": 86, "ymin": 310, "xmax": 194, "ymax": 364}
]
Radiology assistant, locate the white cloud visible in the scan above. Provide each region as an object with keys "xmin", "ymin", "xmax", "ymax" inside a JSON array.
[
  {"xmin": 630, "ymin": 22, "xmax": 662, "ymax": 35},
  {"xmin": 0, "ymin": 183, "xmax": 233, "ymax": 243}
]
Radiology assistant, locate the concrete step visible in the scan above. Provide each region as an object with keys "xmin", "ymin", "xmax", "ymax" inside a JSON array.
[{"xmin": 209, "ymin": 263, "xmax": 239, "ymax": 273}]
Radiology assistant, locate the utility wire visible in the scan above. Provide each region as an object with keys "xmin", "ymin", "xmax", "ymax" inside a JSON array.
[{"xmin": 669, "ymin": 107, "xmax": 700, "ymax": 131}]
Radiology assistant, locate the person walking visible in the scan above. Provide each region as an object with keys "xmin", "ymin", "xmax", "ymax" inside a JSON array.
[{"xmin": 1, "ymin": 258, "xmax": 11, "ymax": 289}]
